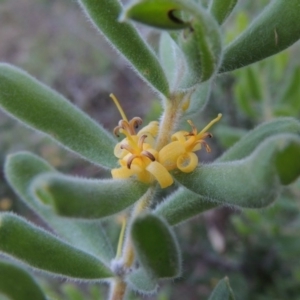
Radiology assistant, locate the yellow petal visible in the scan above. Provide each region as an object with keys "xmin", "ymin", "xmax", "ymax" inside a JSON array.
[
  {"xmin": 171, "ymin": 131, "xmax": 188, "ymax": 143},
  {"xmin": 177, "ymin": 152, "xmax": 198, "ymax": 173},
  {"xmin": 111, "ymin": 166, "xmax": 135, "ymax": 179},
  {"xmin": 146, "ymin": 161, "xmax": 173, "ymax": 188},
  {"xmin": 139, "ymin": 121, "xmax": 159, "ymax": 137},
  {"xmin": 158, "ymin": 141, "xmax": 186, "ymax": 171},
  {"xmin": 114, "ymin": 142, "xmax": 128, "ymax": 158}
]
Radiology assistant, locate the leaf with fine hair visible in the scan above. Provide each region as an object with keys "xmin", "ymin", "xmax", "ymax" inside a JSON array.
[
  {"xmin": 209, "ymin": 0, "xmax": 238, "ymax": 25},
  {"xmin": 220, "ymin": 0, "xmax": 300, "ymax": 72},
  {"xmin": 31, "ymin": 173, "xmax": 148, "ymax": 219},
  {"xmin": 126, "ymin": 267, "xmax": 158, "ymax": 294},
  {"xmin": 0, "ymin": 64, "xmax": 116, "ymax": 169},
  {"xmin": 5, "ymin": 152, "xmax": 114, "ymax": 264},
  {"xmin": 155, "ymin": 187, "xmax": 216, "ymax": 226},
  {"xmin": 131, "ymin": 213, "xmax": 181, "ymax": 279},
  {"xmin": 78, "ymin": 0, "xmax": 169, "ymax": 96},
  {"xmin": 218, "ymin": 117, "xmax": 300, "ymax": 162},
  {"xmin": 175, "ymin": 134, "xmax": 300, "ymax": 208},
  {"xmin": 156, "ymin": 118, "xmax": 300, "ymax": 225},
  {"xmin": 0, "ymin": 213, "xmax": 113, "ymax": 280},
  {"xmin": 0, "ymin": 259, "xmax": 47, "ymax": 300},
  {"xmin": 208, "ymin": 277, "xmax": 235, "ymax": 300},
  {"xmin": 123, "ymin": 0, "xmax": 189, "ymax": 30}
]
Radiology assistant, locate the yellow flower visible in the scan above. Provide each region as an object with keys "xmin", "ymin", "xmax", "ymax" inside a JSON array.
[
  {"xmin": 110, "ymin": 94, "xmax": 173, "ymax": 189},
  {"xmin": 158, "ymin": 114, "xmax": 222, "ymax": 173}
]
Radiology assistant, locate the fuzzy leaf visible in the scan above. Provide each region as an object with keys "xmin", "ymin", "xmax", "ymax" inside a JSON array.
[
  {"xmin": 5, "ymin": 152, "xmax": 114, "ymax": 264},
  {"xmin": 209, "ymin": 0, "xmax": 238, "ymax": 25},
  {"xmin": 78, "ymin": 0, "xmax": 169, "ymax": 96},
  {"xmin": 31, "ymin": 173, "xmax": 147, "ymax": 219},
  {"xmin": 126, "ymin": 267, "xmax": 158, "ymax": 294},
  {"xmin": 131, "ymin": 213, "xmax": 181, "ymax": 278},
  {"xmin": 0, "ymin": 213, "xmax": 113, "ymax": 280},
  {"xmin": 220, "ymin": 0, "xmax": 300, "ymax": 72},
  {"xmin": 208, "ymin": 277, "xmax": 235, "ymax": 300},
  {"xmin": 0, "ymin": 259, "xmax": 46, "ymax": 300},
  {"xmin": 175, "ymin": 134, "xmax": 300, "ymax": 208},
  {"xmin": 218, "ymin": 118, "xmax": 300, "ymax": 162},
  {"xmin": 123, "ymin": 0, "xmax": 189, "ymax": 29},
  {"xmin": 155, "ymin": 187, "xmax": 216, "ymax": 225},
  {"xmin": 176, "ymin": 4, "xmax": 222, "ymax": 87},
  {"xmin": 0, "ymin": 64, "xmax": 116, "ymax": 169},
  {"xmin": 159, "ymin": 32, "xmax": 186, "ymax": 91}
]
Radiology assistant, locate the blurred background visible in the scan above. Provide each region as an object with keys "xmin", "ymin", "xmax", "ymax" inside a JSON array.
[{"xmin": 1, "ymin": 0, "xmax": 300, "ymax": 299}]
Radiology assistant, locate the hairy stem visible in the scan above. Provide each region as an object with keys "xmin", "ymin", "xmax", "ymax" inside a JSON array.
[{"xmin": 109, "ymin": 279, "xmax": 127, "ymax": 300}]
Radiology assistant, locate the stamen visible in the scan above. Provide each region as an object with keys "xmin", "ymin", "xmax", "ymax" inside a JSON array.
[
  {"xmin": 138, "ymin": 134, "xmax": 148, "ymax": 149},
  {"xmin": 198, "ymin": 113, "xmax": 222, "ymax": 137},
  {"xmin": 187, "ymin": 120, "xmax": 197, "ymax": 135},
  {"xmin": 110, "ymin": 93, "xmax": 128, "ymax": 121},
  {"xmin": 113, "ymin": 126, "xmax": 121, "ymax": 137},
  {"xmin": 120, "ymin": 143, "xmax": 134, "ymax": 153},
  {"xmin": 142, "ymin": 151, "xmax": 155, "ymax": 161},
  {"xmin": 130, "ymin": 117, "xmax": 143, "ymax": 130},
  {"xmin": 127, "ymin": 155, "xmax": 138, "ymax": 169},
  {"xmin": 200, "ymin": 141, "xmax": 211, "ymax": 152}
]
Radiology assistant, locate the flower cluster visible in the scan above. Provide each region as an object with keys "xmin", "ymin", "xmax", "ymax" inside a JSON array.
[{"xmin": 110, "ymin": 94, "xmax": 221, "ymax": 189}]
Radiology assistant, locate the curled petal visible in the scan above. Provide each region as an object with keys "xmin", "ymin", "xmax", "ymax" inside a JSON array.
[
  {"xmin": 114, "ymin": 142, "xmax": 128, "ymax": 158},
  {"xmin": 177, "ymin": 152, "xmax": 198, "ymax": 173},
  {"xmin": 111, "ymin": 166, "xmax": 136, "ymax": 179},
  {"xmin": 146, "ymin": 161, "xmax": 173, "ymax": 188},
  {"xmin": 139, "ymin": 121, "xmax": 159, "ymax": 137},
  {"xmin": 158, "ymin": 141, "xmax": 186, "ymax": 171},
  {"xmin": 171, "ymin": 131, "xmax": 188, "ymax": 143}
]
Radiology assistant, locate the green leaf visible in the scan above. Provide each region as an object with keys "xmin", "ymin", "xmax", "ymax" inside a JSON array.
[
  {"xmin": 220, "ymin": 0, "xmax": 300, "ymax": 72},
  {"xmin": 159, "ymin": 32, "xmax": 186, "ymax": 91},
  {"xmin": 177, "ymin": 5, "xmax": 222, "ymax": 87},
  {"xmin": 276, "ymin": 66, "xmax": 300, "ymax": 114},
  {"xmin": 208, "ymin": 277, "xmax": 235, "ymax": 300},
  {"xmin": 175, "ymin": 134, "xmax": 300, "ymax": 208},
  {"xmin": 0, "ymin": 259, "xmax": 47, "ymax": 300},
  {"xmin": 131, "ymin": 213, "xmax": 181, "ymax": 278},
  {"xmin": 214, "ymin": 125, "xmax": 247, "ymax": 149},
  {"xmin": 185, "ymin": 80, "xmax": 212, "ymax": 116},
  {"xmin": 126, "ymin": 267, "xmax": 158, "ymax": 294},
  {"xmin": 209, "ymin": 0, "xmax": 238, "ymax": 25},
  {"xmin": 78, "ymin": 0, "xmax": 169, "ymax": 96},
  {"xmin": 123, "ymin": 0, "xmax": 189, "ymax": 30},
  {"xmin": 31, "ymin": 173, "xmax": 148, "ymax": 219},
  {"xmin": 275, "ymin": 141, "xmax": 300, "ymax": 185},
  {"xmin": 0, "ymin": 213, "xmax": 113, "ymax": 280},
  {"xmin": 5, "ymin": 152, "xmax": 114, "ymax": 264},
  {"xmin": 155, "ymin": 187, "xmax": 216, "ymax": 225},
  {"xmin": 0, "ymin": 64, "xmax": 116, "ymax": 169},
  {"xmin": 218, "ymin": 117, "xmax": 300, "ymax": 162}
]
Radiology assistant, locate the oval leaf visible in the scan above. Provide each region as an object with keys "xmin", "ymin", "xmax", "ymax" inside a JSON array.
[
  {"xmin": 218, "ymin": 117, "xmax": 300, "ymax": 162},
  {"xmin": 31, "ymin": 173, "xmax": 148, "ymax": 219},
  {"xmin": 131, "ymin": 213, "xmax": 181, "ymax": 278},
  {"xmin": 0, "ymin": 64, "xmax": 116, "ymax": 169},
  {"xmin": 78, "ymin": 0, "xmax": 169, "ymax": 96},
  {"xmin": 0, "ymin": 213, "xmax": 113, "ymax": 280},
  {"xmin": 175, "ymin": 135, "xmax": 300, "ymax": 208},
  {"xmin": 123, "ymin": 0, "xmax": 189, "ymax": 29},
  {"xmin": 126, "ymin": 267, "xmax": 158, "ymax": 294},
  {"xmin": 208, "ymin": 277, "xmax": 235, "ymax": 300},
  {"xmin": 5, "ymin": 152, "xmax": 114, "ymax": 264},
  {"xmin": 220, "ymin": 0, "xmax": 300, "ymax": 72},
  {"xmin": 155, "ymin": 187, "xmax": 216, "ymax": 225},
  {"xmin": 209, "ymin": 0, "xmax": 238, "ymax": 25},
  {"xmin": 0, "ymin": 259, "xmax": 46, "ymax": 300}
]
